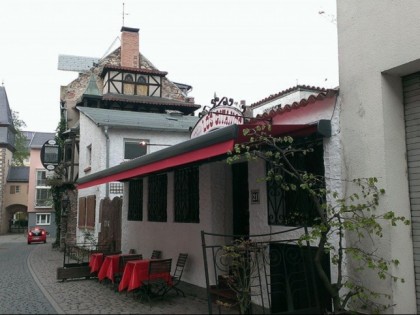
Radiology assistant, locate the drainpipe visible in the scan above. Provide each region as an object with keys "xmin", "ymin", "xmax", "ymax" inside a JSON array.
[{"xmin": 102, "ymin": 125, "xmax": 110, "ymax": 198}]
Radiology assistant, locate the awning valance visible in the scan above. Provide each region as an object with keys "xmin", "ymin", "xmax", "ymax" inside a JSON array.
[{"xmin": 76, "ymin": 120, "xmax": 330, "ymax": 190}]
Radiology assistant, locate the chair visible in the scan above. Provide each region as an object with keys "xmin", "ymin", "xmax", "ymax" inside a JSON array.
[
  {"xmin": 163, "ymin": 253, "xmax": 188, "ymax": 297},
  {"xmin": 113, "ymin": 254, "xmax": 143, "ymax": 291},
  {"xmin": 150, "ymin": 250, "xmax": 162, "ymax": 259},
  {"xmin": 138, "ymin": 258, "xmax": 172, "ymax": 307}
]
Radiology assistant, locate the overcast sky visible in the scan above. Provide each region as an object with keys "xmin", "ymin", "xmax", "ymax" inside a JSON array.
[{"xmin": 0, "ymin": 0, "xmax": 338, "ymax": 132}]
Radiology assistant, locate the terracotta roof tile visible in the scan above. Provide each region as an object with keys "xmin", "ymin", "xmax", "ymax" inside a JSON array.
[
  {"xmin": 250, "ymin": 88, "xmax": 338, "ymax": 122},
  {"xmin": 101, "ymin": 65, "xmax": 168, "ymax": 77},
  {"xmin": 249, "ymin": 85, "xmax": 328, "ymax": 108}
]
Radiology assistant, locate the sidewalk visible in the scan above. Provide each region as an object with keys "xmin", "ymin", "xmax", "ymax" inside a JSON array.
[{"xmin": 22, "ymin": 235, "xmax": 224, "ymax": 314}]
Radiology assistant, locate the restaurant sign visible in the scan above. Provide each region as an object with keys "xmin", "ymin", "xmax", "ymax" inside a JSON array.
[
  {"xmin": 40, "ymin": 139, "xmax": 61, "ymax": 171},
  {"xmin": 191, "ymin": 96, "xmax": 245, "ymax": 139}
]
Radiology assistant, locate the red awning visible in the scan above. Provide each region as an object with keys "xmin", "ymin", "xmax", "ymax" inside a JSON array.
[
  {"xmin": 77, "ymin": 139, "xmax": 234, "ymax": 189},
  {"xmin": 77, "ymin": 121, "xmax": 329, "ymax": 190}
]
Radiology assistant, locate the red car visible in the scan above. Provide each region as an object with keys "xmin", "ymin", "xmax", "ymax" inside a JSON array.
[{"xmin": 27, "ymin": 227, "xmax": 47, "ymax": 244}]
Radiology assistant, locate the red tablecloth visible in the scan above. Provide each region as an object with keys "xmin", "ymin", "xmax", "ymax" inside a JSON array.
[
  {"xmin": 118, "ymin": 259, "xmax": 172, "ymax": 292},
  {"xmin": 97, "ymin": 254, "xmax": 122, "ymax": 282},
  {"xmin": 89, "ymin": 253, "xmax": 104, "ymax": 274}
]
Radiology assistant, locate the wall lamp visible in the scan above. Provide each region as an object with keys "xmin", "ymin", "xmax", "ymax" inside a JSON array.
[{"xmin": 139, "ymin": 141, "xmax": 172, "ymax": 147}]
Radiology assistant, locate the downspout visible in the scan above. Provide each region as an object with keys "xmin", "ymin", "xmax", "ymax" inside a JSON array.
[{"xmin": 102, "ymin": 125, "xmax": 110, "ymax": 198}]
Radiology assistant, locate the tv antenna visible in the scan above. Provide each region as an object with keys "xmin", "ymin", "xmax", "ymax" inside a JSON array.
[{"xmin": 122, "ymin": 2, "xmax": 129, "ymax": 26}]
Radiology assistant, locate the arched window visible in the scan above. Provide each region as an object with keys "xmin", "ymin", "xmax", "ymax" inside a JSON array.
[
  {"xmin": 123, "ymin": 74, "xmax": 135, "ymax": 95},
  {"xmin": 136, "ymin": 75, "xmax": 148, "ymax": 96}
]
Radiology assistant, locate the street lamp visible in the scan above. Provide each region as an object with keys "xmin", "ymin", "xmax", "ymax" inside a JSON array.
[{"xmin": 139, "ymin": 141, "xmax": 172, "ymax": 147}]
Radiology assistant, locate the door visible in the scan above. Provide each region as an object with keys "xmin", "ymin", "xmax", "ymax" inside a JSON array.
[
  {"xmin": 232, "ymin": 162, "xmax": 249, "ymax": 237},
  {"xmin": 98, "ymin": 196, "xmax": 122, "ymax": 252}
]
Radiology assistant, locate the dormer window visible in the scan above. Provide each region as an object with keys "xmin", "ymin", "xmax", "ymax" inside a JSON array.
[
  {"xmin": 123, "ymin": 74, "xmax": 134, "ymax": 95},
  {"xmin": 137, "ymin": 76, "xmax": 147, "ymax": 96},
  {"xmin": 102, "ymin": 66, "xmax": 166, "ymax": 98}
]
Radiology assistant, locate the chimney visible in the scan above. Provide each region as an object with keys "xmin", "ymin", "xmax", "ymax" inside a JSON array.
[{"xmin": 120, "ymin": 27, "xmax": 140, "ymax": 68}]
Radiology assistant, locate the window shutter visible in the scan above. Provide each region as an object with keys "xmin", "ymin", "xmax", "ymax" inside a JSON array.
[
  {"xmin": 78, "ymin": 197, "xmax": 86, "ymax": 227},
  {"xmin": 86, "ymin": 195, "xmax": 96, "ymax": 228}
]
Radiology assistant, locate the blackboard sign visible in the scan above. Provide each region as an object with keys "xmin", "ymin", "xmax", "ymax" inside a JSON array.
[{"xmin": 40, "ymin": 139, "xmax": 61, "ymax": 171}]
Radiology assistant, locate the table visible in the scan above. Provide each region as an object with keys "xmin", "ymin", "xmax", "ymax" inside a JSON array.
[
  {"xmin": 89, "ymin": 253, "xmax": 104, "ymax": 274},
  {"xmin": 97, "ymin": 254, "xmax": 123, "ymax": 283},
  {"xmin": 118, "ymin": 259, "xmax": 172, "ymax": 292}
]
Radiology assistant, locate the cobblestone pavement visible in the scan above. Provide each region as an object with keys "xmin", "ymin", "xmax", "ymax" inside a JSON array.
[
  {"xmin": 0, "ymin": 233, "xmax": 56, "ymax": 314},
  {"xmin": 1, "ymin": 233, "xmax": 236, "ymax": 314}
]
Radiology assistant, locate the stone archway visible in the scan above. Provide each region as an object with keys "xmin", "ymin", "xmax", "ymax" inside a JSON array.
[{"xmin": 6, "ymin": 204, "xmax": 28, "ymax": 233}]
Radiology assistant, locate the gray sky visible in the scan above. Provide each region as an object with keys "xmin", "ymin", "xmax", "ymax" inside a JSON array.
[{"xmin": 0, "ymin": 0, "xmax": 338, "ymax": 132}]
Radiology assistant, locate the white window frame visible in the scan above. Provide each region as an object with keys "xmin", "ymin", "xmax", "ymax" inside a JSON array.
[
  {"xmin": 36, "ymin": 213, "xmax": 51, "ymax": 225},
  {"xmin": 87, "ymin": 144, "xmax": 92, "ymax": 166},
  {"xmin": 36, "ymin": 169, "xmax": 52, "ymax": 207}
]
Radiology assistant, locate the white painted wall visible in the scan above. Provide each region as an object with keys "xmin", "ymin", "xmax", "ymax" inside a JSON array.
[
  {"xmin": 77, "ymin": 112, "xmax": 194, "ymax": 244},
  {"xmin": 120, "ymin": 161, "xmax": 233, "ymax": 288},
  {"xmin": 337, "ymin": 1, "xmax": 420, "ymax": 313}
]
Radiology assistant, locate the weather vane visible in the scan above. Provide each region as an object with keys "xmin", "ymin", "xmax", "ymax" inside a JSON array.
[{"xmin": 122, "ymin": 2, "xmax": 129, "ymax": 26}]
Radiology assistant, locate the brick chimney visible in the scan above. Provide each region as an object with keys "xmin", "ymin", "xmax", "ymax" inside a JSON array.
[{"xmin": 120, "ymin": 27, "xmax": 140, "ymax": 68}]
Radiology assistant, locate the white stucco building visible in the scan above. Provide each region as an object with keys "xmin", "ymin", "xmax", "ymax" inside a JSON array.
[{"xmin": 336, "ymin": 1, "xmax": 420, "ymax": 313}]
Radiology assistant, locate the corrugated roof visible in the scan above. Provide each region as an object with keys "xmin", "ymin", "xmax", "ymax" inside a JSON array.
[
  {"xmin": 29, "ymin": 132, "xmax": 56, "ymax": 148},
  {"xmin": 77, "ymin": 107, "xmax": 199, "ymax": 132},
  {"xmin": 7, "ymin": 166, "xmax": 29, "ymax": 182}
]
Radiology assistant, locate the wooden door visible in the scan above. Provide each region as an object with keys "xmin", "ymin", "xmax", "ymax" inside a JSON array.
[{"xmin": 98, "ymin": 196, "xmax": 122, "ymax": 252}]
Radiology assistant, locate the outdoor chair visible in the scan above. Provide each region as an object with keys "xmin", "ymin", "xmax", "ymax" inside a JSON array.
[
  {"xmin": 162, "ymin": 253, "xmax": 188, "ymax": 297},
  {"xmin": 138, "ymin": 258, "xmax": 172, "ymax": 307},
  {"xmin": 150, "ymin": 250, "xmax": 162, "ymax": 259},
  {"xmin": 113, "ymin": 253, "xmax": 143, "ymax": 291}
]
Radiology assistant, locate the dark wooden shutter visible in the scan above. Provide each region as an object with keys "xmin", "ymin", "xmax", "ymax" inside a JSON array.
[
  {"xmin": 78, "ymin": 197, "xmax": 86, "ymax": 228},
  {"xmin": 86, "ymin": 195, "xmax": 96, "ymax": 228}
]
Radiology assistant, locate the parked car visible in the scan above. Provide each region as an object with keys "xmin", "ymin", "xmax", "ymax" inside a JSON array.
[{"xmin": 27, "ymin": 227, "xmax": 47, "ymax": 244}]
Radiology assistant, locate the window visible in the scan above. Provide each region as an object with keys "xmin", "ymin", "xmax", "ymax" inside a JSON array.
[
  {"xmin": 36, "ymin": 170, "xmax": 52, "ymax": 207},
  {"xmin": 78, "ymin": 195, "xmax": 96, "ymax": 229},
  {"xmin": 10, "ymin": 185, "xmax": 20, "ymax": 194},
  {"xmin": 267, "ymin": 141, "xmax": 324, "ymax": 226},
  {"xmin": 124, "ymin": 139, "xmax": 147, "ymax": 160},
  {"xmin": 110, "ymin": 182, "xmax": 124, "ymax": 194},
  {"xmin": 36, "ymin": 213, "xmax": 51, "ymax": 225},
  {"xmin": 174, "ymin": 166, "xmax": 199, "ymax": 223},
  {"xmin": 148, "ymin": 174, "xmax": 167, "ymax": 222},
  {"xmin": 36, "ymin": 170, "xmax": 47, "ymax": 186},
  {"xmin": 128, "ymin": 179, "xmax": 143, "ymax": 221},
  {"xmin": 87, "ymin": 144, "xmax": 92, "ymax": 166},
  {"xmin": 136, "ymin": 76, "xmax": 148, "ymax": 96},
  {"xmin": 123, "ymin": 74, "xmax": 135, "ymax": 95}
]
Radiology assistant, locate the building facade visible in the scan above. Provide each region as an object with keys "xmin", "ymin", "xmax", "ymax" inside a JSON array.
[
  {"xmin": 59, "ymin": 26, "xmax": 200, "ymax": 249},
  {"xmin": 336, "ymin": 1, "xmax": 420, "ymax": 313},
  {"xmin": 0, "ymin": 86, "xmax": 16, "ymax": 234},
  {"xmin": 27, "ymin": 132, "xmax": 57, "ymax": 237},
  {"xmin": 77, "ymin": 88, "xmax": 338, "ymax": 313}
]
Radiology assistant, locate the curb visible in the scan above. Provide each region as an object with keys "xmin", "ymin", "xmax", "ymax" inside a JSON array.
[{"xmin": 27, "ymin": 245, "xmax": 65, "ymax": 314}]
